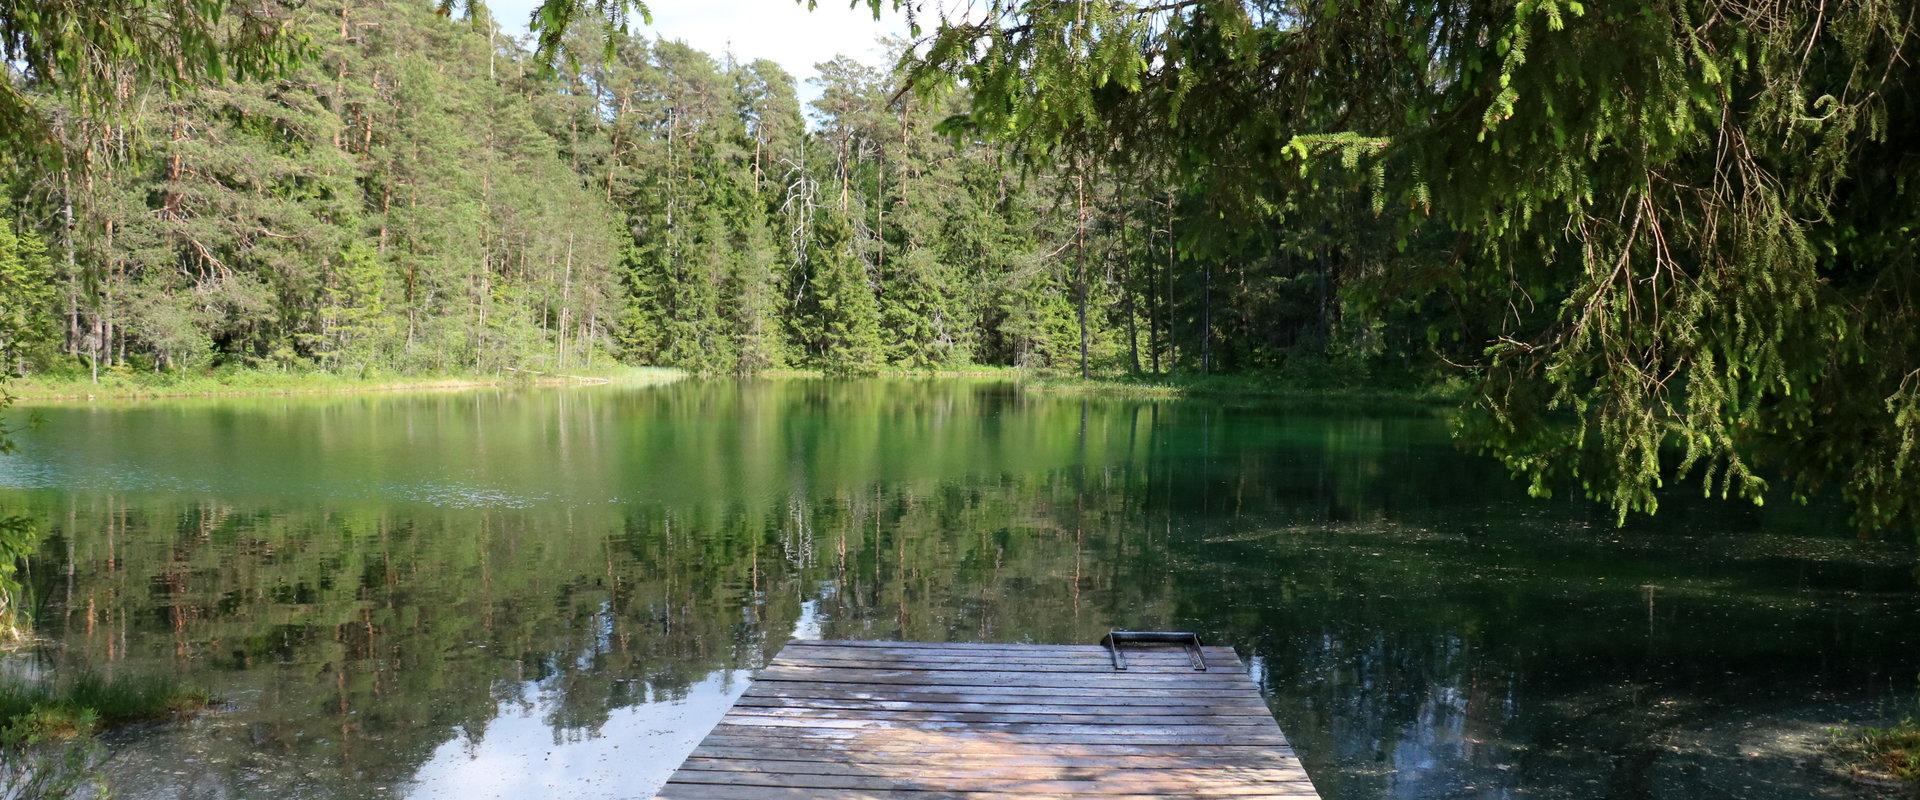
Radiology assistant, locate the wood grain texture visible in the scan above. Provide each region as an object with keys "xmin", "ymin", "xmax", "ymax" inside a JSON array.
[{"xmin": 655, "ymin": 640, "xmax": 1319, "ymax": 799}]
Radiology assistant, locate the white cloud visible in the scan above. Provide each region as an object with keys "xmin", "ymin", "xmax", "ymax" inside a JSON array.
[
  {"xmin": 404, "ymin": 670, "xmax": 752, "ymax": 799},
  {"xmin": 486, "ymin": 0, "xmax": 907, "ymax": 104}
]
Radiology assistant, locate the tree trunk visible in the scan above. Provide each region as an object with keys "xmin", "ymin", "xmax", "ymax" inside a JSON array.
[
  {"xmin": 61, "ymin": 166, "xmax": 89, "ymax": 380},
  {"xmin": 89, "ymin": 316, "xmax": 101, "ymax": 384},
  {"xmin": 1122, "ymin": 206, "xmax": 1139, "ymax": 375},
  {"xmin": 1076, "ymin": 173, "xmax": 1090, "ymax": 380},
  {"xmin": 1164, "ymin": 193, "xmax": 1176, "ymax": 371},
  {"xmin": 1201, "ymin": 261, "xmax": 1212, "ymax": 375},
  {"xmin": 1316, "ymin": 229, "xmax": 1332, "ymax": 341},
  {"xmin": 558, "ymin": 233, "xmax": 574, "ymax": 369},
  {"xmin": 1148, "ymin": 212, "xmax": 1160, "ymax": 374}
]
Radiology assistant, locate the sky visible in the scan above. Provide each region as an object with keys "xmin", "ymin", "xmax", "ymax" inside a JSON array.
[{"xmin": 485, "ymin": 0, "xmax": 909, "ymax": 106}]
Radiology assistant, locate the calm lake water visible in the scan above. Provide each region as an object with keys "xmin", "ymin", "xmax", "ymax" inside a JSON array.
[{"xmin": 2, "ymin": 379, "xmax": 1916, "ymax": 799}]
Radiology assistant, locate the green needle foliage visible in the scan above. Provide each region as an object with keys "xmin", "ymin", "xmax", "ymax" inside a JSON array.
[
  {"xmin": 0, "ymin": 0, "xmax": 308, "ymax": 165},
  {"xmin": 879, "ymin": 0, "xmax": 1920, "ymax": 534}
]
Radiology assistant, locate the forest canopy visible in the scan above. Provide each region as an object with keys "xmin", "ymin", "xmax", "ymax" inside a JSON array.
[{"xmin": 2, "ymin": 0, "xmax": 1918, "ymax": 536}]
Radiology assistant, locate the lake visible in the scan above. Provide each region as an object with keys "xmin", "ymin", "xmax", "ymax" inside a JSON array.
[{"xmin": 2, "ymin": 378, "xmax": 1915, "ymax": 799}]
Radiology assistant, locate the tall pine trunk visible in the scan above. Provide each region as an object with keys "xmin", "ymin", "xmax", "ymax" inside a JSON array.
[
  {"xmin": 1122, "ymin": 206, "xmax": 1138, "ymax": 375},
  {"xmin": 1076, "ymin": 172, "xmax": 1089, "ymax": 379}
]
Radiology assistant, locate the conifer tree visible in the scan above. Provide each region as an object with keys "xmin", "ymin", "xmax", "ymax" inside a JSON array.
[
  {"xmin": 809, "ymin": 211, "xmax": 883, "ymax": 376},
  {"xmin": 0, "ymin": 212, "xmax": 56, "ymax": 371},
  {"xmin": 731, "ymin": 207, "xmax": 788, "ymax": 374},
  {"xmin": 307, "ymin": 240, "xmax": 392, "ymax": 372}
]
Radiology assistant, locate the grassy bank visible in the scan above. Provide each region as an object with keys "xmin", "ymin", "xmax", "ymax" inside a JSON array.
[
  {"xmin": 1, "ymin": 672, "xmax": 209, "ymax": 740},
  {"xmin": 1, "ymin": 362, "xmax": 1455, "ymax": 411},
  {"xmin": 3, "ymin": 365, "xmax": 687, "ymax": 402}
]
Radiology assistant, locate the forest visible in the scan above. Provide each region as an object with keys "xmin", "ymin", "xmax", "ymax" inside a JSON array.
[
  {"xmin": 1, "ymin": 0, "xmax": 1917, "ymax": 532},
  {"xmin": 0, "ymin": 0, "xmax": 1345, "ymax": 384}
]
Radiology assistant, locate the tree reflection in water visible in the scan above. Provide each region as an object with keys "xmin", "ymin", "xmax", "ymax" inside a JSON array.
[{"xmin": 0, "ymin": 379, "xmax": 1914, "ymax": 799}]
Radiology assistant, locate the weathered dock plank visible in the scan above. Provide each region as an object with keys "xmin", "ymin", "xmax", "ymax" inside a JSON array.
[{"xmin": 656, "ymin": 639, "xmax": 1319, "ymax": 799}]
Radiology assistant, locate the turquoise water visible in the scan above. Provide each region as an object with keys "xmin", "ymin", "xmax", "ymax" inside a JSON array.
[{"xmin": 1, "ymin": 379, "xmax": 1915, "ymax": 798}]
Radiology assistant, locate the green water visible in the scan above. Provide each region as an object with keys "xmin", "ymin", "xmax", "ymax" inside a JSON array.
[{"xmin": 1, "ymin": 379, "xmax": 1915, "ymax": 799}]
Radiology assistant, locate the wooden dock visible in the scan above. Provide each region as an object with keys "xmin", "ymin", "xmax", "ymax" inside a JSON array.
[{"xmin": 656, "ymin": 639, "xmax": 1320, "ymax": 799}]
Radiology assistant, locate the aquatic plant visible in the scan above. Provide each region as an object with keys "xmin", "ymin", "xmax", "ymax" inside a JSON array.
[
  {"xmin": 1831, "ymin": 683, "xmax": 1920, "ymax": 791},
  {"xmin": 1841, "ymin": 719, "xmax": 1920, "ymax": 786},
  {"xmin": 0, "ymin": 672, "xmax": 210, "ymax": 736},
  {"xmin": 0, "ymin": 672, "xmax": 207, "ymax": 797}
]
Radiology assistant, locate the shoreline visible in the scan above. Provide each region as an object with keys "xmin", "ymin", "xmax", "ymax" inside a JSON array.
[
  {"xmin": 3, "ymin": 366, "xmax": 688, "ymax": 403},
  {"xmin": 1017, "ymin": 372, "xmax": 1460, "ymax": 410},
  {"xmin": 734, "ymin": 366, "xmax": 1455, "ymax": 409},
  {"xmin": 2, "ymin": 365, "xmax": 1454, "ymax": 409}
]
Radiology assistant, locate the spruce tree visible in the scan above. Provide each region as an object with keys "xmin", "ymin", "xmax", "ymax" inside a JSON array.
[
  {"xmin": 0, "ymin": 212, "xmax": 56, "ymax": 371},
  {"xmin": 731, "ymin": 208, "xmax": 787, "ymax": 374},
  {"xmin": 809, "ymin": 211, "xmax": 882, "ymax": 376}
]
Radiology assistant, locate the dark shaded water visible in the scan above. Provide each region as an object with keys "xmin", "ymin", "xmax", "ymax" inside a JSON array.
[{"xmin": 1, "ymin": 379, "xmax": 1915, "ymax": 799}]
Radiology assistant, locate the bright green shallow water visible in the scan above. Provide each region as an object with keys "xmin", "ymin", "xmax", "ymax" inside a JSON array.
[{"xmin": 2, "ymin": 379, "xmax": 1916, "ymax": 799}]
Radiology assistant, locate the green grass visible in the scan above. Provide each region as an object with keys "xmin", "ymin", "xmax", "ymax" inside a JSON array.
[
  {"xmin": 4, "ymin": 364, "xmax": 686, "ymax": 401},
  {"xmin": 0, "ymin": 672, "xmax": 210, "ymax": 740},
  {"xmin": 1833, "ymin": 718, "xmax": 1920, "ymax": 788}
]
